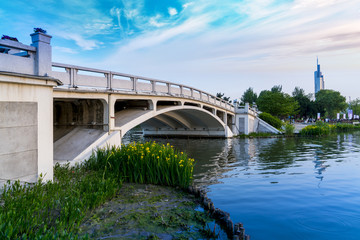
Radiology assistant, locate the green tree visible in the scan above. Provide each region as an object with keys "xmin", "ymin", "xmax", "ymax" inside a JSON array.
[
  {"xmin": 315, "ymin": 89, "xmax": 347, "ymax": 118},
  {"xmin": 257, "ymin": 85, "xmax": 299, "ymax": 119},
  {"xmin": 349, "ymin": 98, "xmax": 360, "ymax": 116},
  {"xmin": 240, "ymin": 87, "xmax": 258, "ymax": 106},
  {"xmin": 216, "ymin": 92, "xmax": 231, "ymax": 103},
  {"xmin": 271, "ymin": 85, "xmax": 282, "ymax": 93},
  {"xmin": 292, "ymin": 87, "xmax": 313, "ymax": 118}
]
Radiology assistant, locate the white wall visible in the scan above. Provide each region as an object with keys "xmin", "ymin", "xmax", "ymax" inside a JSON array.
[{"xmin": 0, "ymin": 73, "xmax": 57, "ymax": 184}]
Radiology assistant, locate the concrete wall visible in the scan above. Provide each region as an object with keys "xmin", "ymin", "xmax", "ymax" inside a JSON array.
[
  {"xmin": 0, "ymin": 102, "xmax": 38, "ymax": 182},
  {"xmin": 235, "ymin": 112, "xmax": 281, "ymax": 135},
  {"xmin": 0, "ymin": 73, "xmax": 58, "ymax": 185}
]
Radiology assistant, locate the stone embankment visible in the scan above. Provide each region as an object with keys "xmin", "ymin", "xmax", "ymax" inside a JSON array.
[{"xmin": 188, "ymin": 185, "xmax": 250, "ymax": 240}]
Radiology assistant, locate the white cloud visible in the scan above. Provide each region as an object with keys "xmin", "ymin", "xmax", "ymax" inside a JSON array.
[
  {"xmin": 61, "ymin": 33, "xmax": 101, "ymax": 50},
  {"xmin": 116, "ymin": 14, "xmax": 211, "ymax": 52},
  {"xmin": 53, "ymin": 46, "xmax": 78, "ymax": 54},
  {"xmin": 182, "ymin": 2, "xmax": 194, "ymax": 9},
  {"xmin": 168, "ymin": 7, "xmax": 178, "ymax": 16},
  {"xmin": 110, "ymin": 7, "xmax": 122, "ymax": 28},
  {"xmin": 149, "ymin": 14, "xmax": 166, "ymax": 27}
]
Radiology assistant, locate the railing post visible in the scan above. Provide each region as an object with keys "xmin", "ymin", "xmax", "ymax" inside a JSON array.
[
  {"xmin": 191, "ymin": 89, "xmax": 194, "ymax": 98},
  {"xmin": 152, "ymin": 80, "xmax": 156, "ymax": 93},
  {"xmin": 131, "ymin": 77, "xmax": 137, "ymax": 92},
  {"xmin": 71, "ymin": 68, "xmax": 78, "ymax": 88},
  {"xmin": 180, "ymin": 85, "xmax": 183, "ymax": 96},
  {"xmin": 65, "ymin": 68, "xmax": 71, "ymax": 87},
  {"xmin": 106, "ymin": 72, "xmax": 112, "ymax": 90},
  {"xmin": 167, "ymin": 83, "xmax": 171, "ymax": 94}
]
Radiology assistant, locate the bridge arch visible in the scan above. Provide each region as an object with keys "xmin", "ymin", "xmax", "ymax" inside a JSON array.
[{"xmin": 115, "ymin": 105, "xmax": 233, "ymax": 138}]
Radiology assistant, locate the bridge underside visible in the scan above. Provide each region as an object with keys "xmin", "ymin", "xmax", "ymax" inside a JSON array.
[
  {"xmin": 139, "ymin": 109, "xmax": 226, "ymax": 137},
  {"xmin": 114, "ymin": 103, "xmax": 232, "ymax": 138},
  {"xmin": 52, "ymin": 95, "xmax": 234, "ymax": 163}
]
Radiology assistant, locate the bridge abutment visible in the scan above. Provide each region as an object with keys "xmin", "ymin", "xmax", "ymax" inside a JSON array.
[{"xmin": 0, "ymin": 72, "xmax": 59, "ymax": 186}]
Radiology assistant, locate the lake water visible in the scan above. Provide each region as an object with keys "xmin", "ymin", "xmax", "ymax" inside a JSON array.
[{"xmin": 124, "ymin": 133, "xmax": 360, "ymax": 240}]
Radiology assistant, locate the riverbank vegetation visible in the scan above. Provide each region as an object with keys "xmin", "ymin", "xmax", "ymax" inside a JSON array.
[
  {"xmin": 300, "ymin": 122, "xmax": 360, "ymax": 136},
  {"xmin": 258, "ymin": 112, "xmax": 283, "ymax": 129},
  {"xmin": 0, "ymin": 141, "xmax": 200, "ymax": 239},
  {"xmin": 85, "ymin": 142, "xmax": 194, "ymax": 189}
]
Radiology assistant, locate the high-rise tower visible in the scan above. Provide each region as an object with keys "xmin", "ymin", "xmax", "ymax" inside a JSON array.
[{"xmin": 314, "ymin": 57, "xmax": 325, "ymax": 94}]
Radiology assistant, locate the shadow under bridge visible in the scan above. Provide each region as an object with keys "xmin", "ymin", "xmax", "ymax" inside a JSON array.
[{"xmin": 114, "ymin": 102, "xmax": 233, "ymax": 138}]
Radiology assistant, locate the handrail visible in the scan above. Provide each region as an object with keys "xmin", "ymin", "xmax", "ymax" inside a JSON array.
[
  {"xmin": 0, "ymin": 39, "xmax": 36, "ymax": 52},
  {"xmin": 51, "ymin": 62, "xmax": 234, "ymax": 111}
]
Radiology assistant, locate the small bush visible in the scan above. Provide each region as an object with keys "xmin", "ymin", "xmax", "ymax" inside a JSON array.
[
  {"xmin": 258, "ymin": 112, "xmax": 283, "ymax": 129},
  {"xmin": 284, "ymin": 123, "xmax": 295, "ymax": 135}
]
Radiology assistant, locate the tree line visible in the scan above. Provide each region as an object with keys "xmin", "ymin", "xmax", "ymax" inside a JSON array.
[{"xmin": 235, "ymin": 86, "xmax": 356, "ymax": 120}]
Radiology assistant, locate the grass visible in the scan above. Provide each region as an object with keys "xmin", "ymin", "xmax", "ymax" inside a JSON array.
[
  {"xmin": 300, "ymin": 122, "xmax": 360, "ymax": 136},
  {"xmin": 0, "ymin": 141, "xmax": 195, "ymax": 239},
  {"xmin": 236, "ymin": 132, "xmax": 276, "ymax": 138}
]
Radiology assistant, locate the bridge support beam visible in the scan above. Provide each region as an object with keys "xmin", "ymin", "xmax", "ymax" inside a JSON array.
[{"xmin": 108, "ymin": 94, "xmax": 116, "ymax": 133}]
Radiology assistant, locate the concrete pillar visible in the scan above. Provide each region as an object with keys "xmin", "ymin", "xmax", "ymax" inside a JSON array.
[
  {"xmin": 30, "ymin": 32, "xmax": 52, "ymax": 76},
  {"xmin": 102, "ymin": 99, "xmax": 109, "ymax": 132},
  {"xmin": 108, "ymin": 94, "xmax": 115, "ymax": 132},
  {"xmin": 245, "ymin": 102, "xmax": 249, "ymax": 113}
]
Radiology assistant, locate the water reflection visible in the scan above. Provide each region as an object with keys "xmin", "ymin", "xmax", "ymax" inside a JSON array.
[
  {"xmin": 123, "ymin": 132, "xmax": 360, "ymax": 186},
  {"xmin": 123, "ymin": 132, "xmax": 360, "ymax": 240}
]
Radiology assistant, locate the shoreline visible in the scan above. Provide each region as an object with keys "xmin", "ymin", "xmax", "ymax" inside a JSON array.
[{"xmin": 78, "ymin": 182, "xmax": 249, "ymax": 239}]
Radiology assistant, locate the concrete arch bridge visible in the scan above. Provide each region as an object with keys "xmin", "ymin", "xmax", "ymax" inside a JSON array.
[
  {"xmin": 0, "ymin": 32, "xmax": 280, "ymax": 184},
  {"xmin": 51, "ymin": 63, "xmax": 237, "ymax": 164}
]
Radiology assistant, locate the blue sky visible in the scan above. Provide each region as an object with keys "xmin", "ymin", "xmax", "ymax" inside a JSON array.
[{"xmin": 1, "ymin": 0, "xmax": 360, "ymax": 101}]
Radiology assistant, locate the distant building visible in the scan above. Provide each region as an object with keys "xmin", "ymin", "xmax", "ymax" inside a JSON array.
[{"xmin": 314, "ymin": 57, "xmax": 325, "ymax": 95}]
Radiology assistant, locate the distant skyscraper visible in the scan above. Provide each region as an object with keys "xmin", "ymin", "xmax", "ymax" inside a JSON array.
[{"xmin": 314, "ymin": 57, "xmax": 325, "ymax": 95}]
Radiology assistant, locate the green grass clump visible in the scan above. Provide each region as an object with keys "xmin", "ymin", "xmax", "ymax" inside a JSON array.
[
  {"xmin": 236, "ymin": 132, "xmax": 274, "ymax": 138},
  {"xmin": 258, "ymin": 112, "xmax": 283, "ymax": 129},
  {"xmin": 0, "ymin": 164, "xmax": 119, "ymax": 239},
  {"xmin": 284, "ymin": 123, "xmax": 295, "ymax": 135},
  {"xmin": 300, "ymin": 122, "xmax": 360, "ymax": 136},
  {"xmin": 84, "ymin": 141, "xmax": 195, "ymax": 189}
]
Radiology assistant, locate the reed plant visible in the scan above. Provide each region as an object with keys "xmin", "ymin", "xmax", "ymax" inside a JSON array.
[
  {"xmin": 84, "ymin": 141, "xmax": 195, "ymax": 188},
  {"xmin": 0, "ymin": 141, "xmax": 195, "ymax": 239}
]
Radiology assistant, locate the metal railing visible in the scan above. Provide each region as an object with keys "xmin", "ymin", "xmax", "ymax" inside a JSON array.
[{"xmin": 51, "ymin": 62, "xmax": 234, "ymax": 111}]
